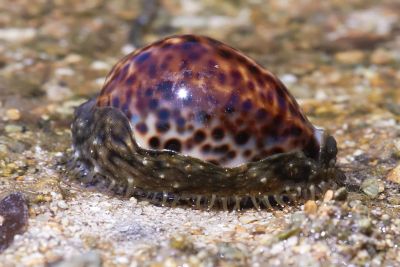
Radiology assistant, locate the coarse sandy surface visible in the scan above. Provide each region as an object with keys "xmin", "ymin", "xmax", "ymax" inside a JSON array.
[{"xmin": 0, "ymin": 0, "xmax": 400, "ymax": 266}]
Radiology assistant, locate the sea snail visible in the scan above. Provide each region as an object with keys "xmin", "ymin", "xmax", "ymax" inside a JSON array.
[{"xmin": 68, "ymin": 34, "xmax": 345, "ymax": 210}]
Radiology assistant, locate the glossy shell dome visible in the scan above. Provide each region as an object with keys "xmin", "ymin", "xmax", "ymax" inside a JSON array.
[{"xmin": 96, "ymin": 35, "xmax": 321, "ymax": 168}]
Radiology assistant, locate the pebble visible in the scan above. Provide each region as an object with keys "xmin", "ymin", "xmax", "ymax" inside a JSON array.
[
  {"xmin": 5, "ymin": 124, "xmax": 24, "ymax": 133},
  {"xmin": 333, "ymin": 187, "xmax": 348, "ymax": 201},
  {"xmin": 387, "ymin": 196, "xmax": 400, "ymax": 205},
  {"xmin": 290, "ymin": 212, "xmax": 307, "ymax": 226},
  {"xmin": 381, "ymin": 214, "xmax": 390, "ymax": 223},
  {"xmin": 354, "ymin": 249, "xmax": 370, "ymax": 265},
  {"xmin": 386, "ymin": 165, "xmax": 400, "ymax": 184},
  {"xmin": 51, "ymin": 251, "xmax": 102, "ymax": 267},
  {"xmin": 335, "ymin": 50, "xmax": 365, "ymax": 64},
  {"xmin": 57, "ymin": 200, "xmax": 69, "ymax": 210},
  {"xmin": 0, "ymin": 28, "xmax": 37, "ymax": 42},
  {"xmin": 358, "ymin": 218, "xmax": 372, "ymax": 235},
  {"xmin": 370, "ymin": 49, "xmax": 395, "ymax": 65},
  {"xmin": 170, "ymin": 235, "xmax": 194, "ymax": 251},
  {"xmin": 54, "ymin": 67, "xmax": 75, "ymax": 77},
  {"xmin": 277, "ymin": 227, "xmax": 301, "ymax": 241},
  {"xmin": 0, "ymin": 193, "xmax": 29, "ymax": 252},
  {"xmin": 129, "ymin": 197, "xmax": 138, "ymax": 206},
  {"xmin": 280, "ymin": 73, "xmax": 298, "ymax": 86},
  {"xmin": 45, "ymin": 81, "xmax": 73, "ymax": 102},
  {"xmin": 90, "ymin": 60, "xmax": 110, "ymax": 70},
  {"xmin": 0, "ymin": 144, "xmax": 8, "ymax": 158},
  {"xmin": 304, "ymin": 200, "xmax": 318, "ymax": 215},
  {"xmin": 323, "ymin": 190, "xmax": 334, "ymax": 202},
  {"xmin": 63, "ymin": 54, "xmax": 82, "ymax": 64},
  {"xmin": 217, "ymin": 243, "xmax": 246, "ymax": 263},
  {"xmin": 5, "ymin": 108, "xmax": 21, "ymax": 121},
  {"xmin": 239, "ymin": 215, "xmax": 259, "ymax": 224},
  {"xmin": 361, "ymin": 178, "xmax": 383, "ymax": 199}
]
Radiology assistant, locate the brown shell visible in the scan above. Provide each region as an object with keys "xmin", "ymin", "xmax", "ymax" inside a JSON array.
[{"xmin": 96, "ymin": 35, "xmax": 320, "ymax": 167}]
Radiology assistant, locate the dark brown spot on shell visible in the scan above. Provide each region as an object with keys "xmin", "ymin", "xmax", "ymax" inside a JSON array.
[
  {"xmin": 201, "ymin": 144, "xmax": 211, "ymax": 153},
  {"xmin": 213, "ymin": 144, "xmax": 229, "ymax": 154},
  {"xmin": 149, "ymin": 136, "xmax": 160, "ymax": 149},
  {"xmin": 126, "ymin": 75, "xmax": 136, "ymax": 85},
  {"xmin": 135, "ymin": 122, "xmax": 148, "ymax": 134},
  {"xmin": 136, "ymin": 52, "xmax": 151, "ymax": 63},
  {"xmin": 247, "ymin": 81, "xmax": 255, "ymax": 91},
  {"xmin": 156, "ymin": 121, "xmax": 170, "ymax": 133},
  {"xmin": 148, "ymin": 99, "xmax": 159, "ymax": 110},
  {"xmin": 211, "ymin": 128, "xmax": 225, "ymax": 141},
  {"xmin": 219, "ymin": 49, "xmax": 233, "ymax": 59},
  {"xmin": 112, "ymin": 97, "xmax": 120, "ymax": 108},
  {"xmin": 256, "ymin": 108, "xmax": 267, "ymax": 120},
  {"xmin": 242, "ymin": 99, "xmax": 252, "ymax": 112},
  {"xmin": 148, "ymin": 64, "xmax": 157, "ymax": 78},
  {"xmin": 234, "ymin": 131, "xmax": 250, "ymax": 145},
  {"xmin": 193, "ymin": 130, "xmax": 206, "ymax": 144},
  {"xmin": 164, "ymin": 139, "xmax": 182, "ymax": 152},
  {"xmin": 243, "ymin": 149, "xmax": 252, "ymax": 158},
  {"xmin": 218, "ymin": 72, "xmax": 226, "ymax": 85},
  {"xmin": 227, "ymin": 151, "xmax": 237, "ymax": 159},
  {"xmin": 157, "ymin": 108, "xmax": 170, "ymax": 121},
  {"xmin": 230, "ymin": 70, "xmax": 243, "ymax": 84}
]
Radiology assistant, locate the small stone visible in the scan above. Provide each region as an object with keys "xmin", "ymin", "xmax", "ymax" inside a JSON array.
[
  {"xmin": 5, "ymin": 124, "xmax": 24, "ymax": 133},
  {"xmin": 239, "ymin": 215, "xmax": 258, "ymax": 224},
  {"xmin": 333, "ymin": 187, "xmax": 348, "ymax": 201},
  {"xmin": 387, "ymin": 196, "xmax": 400, "ymax": 205},
  {"xmin": 378, "ymin": 180, "xmax": 385, "ymax": 193},
  {"xmin": 51, "ymin": 251, "xmax": 102, "ymax": 267},
  {"xmin": 5, "ymin": 108, "xmax": 21, "ymax": 121},
  {"xmin": 335, "ymin": 50, "xmax": 365, "ymax": 64},
  {"xmin": 90, "ymin": 61, "xmax": 110, "ymax": 70},
  {"xmin": 290, "ymin": 212, "xmax": 306, "ymax": 226},
  {"xmin": 0, "ymin": 28, "xmax": 37, "ymax": 42},
  {"xmin": 370, "ymin": 49, "xmax": 395, "ymax": 65},
  {"xmin": 45, "ymin": 81, "xmax": 73, "ymax": 102},
  {"xmin": 129, "ymin": 197, "xmax": 138, "ymax": 206},
  {"xmin": 0, "ymin": 144, "xmax": 8, "ymax": 159},
  {"xmin": 386, "ymin": 165, "xmax": 400, "ymax": 184},
  {"xmin": 217, "ymin": 243, "xmax": 246, "ymax": 263},
  {"xmin": 323, "ymin": 190, "xmax": 334, "ymax": 202},
  {"xmin": 280, "ymin": 73, "xmax": 298, "ymax": 86},
  {"xmin": 0, "ymin": 193, "xmax": 29, "ymax": 252},
  {"xmin": 354, "ymin": 250, "xmax": 370, "ymax": 265},
  {"xmin": 57, "ymin": 200, "xmax": 69, "ymax": 210},
  {"xmin": 55, "ymin": 99, "xmax": 86, "ymax": 116},
  {"xmin": 361, "ymin": 178, "xmax": 382, "ymax": 199},
  {"xmin": 64, "ymin": 54, "xmax": 82, "ymax": 64},
  {"xmin": 170, "ymin": 235, "xmax": 194, "ymax": 252},
  {"xmin": 381, "ymin": 214, "xmax": 391, "ymax": 223},
  {"xmin": 253, "ymin": 224, "xmax": 267, "ymax": 234},
  {"xmin": 350, "ymin": 201, "xmax": 369, "ymax": 214},
  {"xmin": 304, "ymin": 200, "xmax": 317, "ymax": 215},
  {"xmin": 277, "ymin": 227, "xmax": 301, "ymax": 240},
  {"xmin": 358, "ymin": 218, "xmax": 372, "ymax": 235}
]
